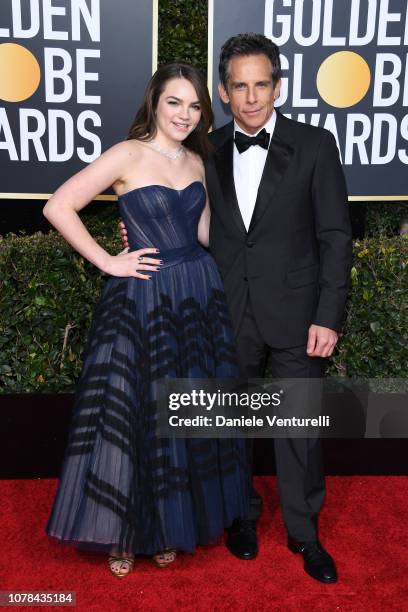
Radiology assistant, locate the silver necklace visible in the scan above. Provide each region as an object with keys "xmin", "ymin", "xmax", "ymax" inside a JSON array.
[{"xmin": 148, "ymin": 140, "xmax": 185, "ymax": 160}]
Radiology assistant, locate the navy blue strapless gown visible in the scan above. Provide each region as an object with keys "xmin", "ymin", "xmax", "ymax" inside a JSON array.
[{"xmin": 46, "ymin": 181, "xmax": 250, "ymax": 555}]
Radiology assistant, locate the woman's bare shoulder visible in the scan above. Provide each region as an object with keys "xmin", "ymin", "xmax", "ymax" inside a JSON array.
[
  {"xmin": 105, "ymin": 140, "xmax": 150, "ymax": 182},
  {"xmin": 110, "ymin": 139, "xmax": 146, "ymax": 160}
]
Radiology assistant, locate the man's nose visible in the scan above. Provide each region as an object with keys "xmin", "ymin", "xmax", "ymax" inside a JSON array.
[{"xmin": 246, "ymin": 87, "xmax": 257, "ymax": 104}]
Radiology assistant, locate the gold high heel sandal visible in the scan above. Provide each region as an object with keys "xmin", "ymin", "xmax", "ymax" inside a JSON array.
[
  {"xmin": 152, "ymin": 549, "xmax": 177, "ymax": 568},
  {"xmin": 108, "ymin": 555, "xmax": 135, "ymax": 578}
]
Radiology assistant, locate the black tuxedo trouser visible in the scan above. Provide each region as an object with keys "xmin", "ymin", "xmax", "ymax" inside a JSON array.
[{"xmin": 235, "ymin": 297, "xmax": 325, "ymax": 542}]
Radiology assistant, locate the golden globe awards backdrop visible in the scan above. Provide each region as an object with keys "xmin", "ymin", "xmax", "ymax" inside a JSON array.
[
  {"xmin": 209, "ymin": 0, "xmax": 408, "ymax": 200},
  {"xmin": 0, "ymin": 0, "xmax": 158, "ymax": 199}
]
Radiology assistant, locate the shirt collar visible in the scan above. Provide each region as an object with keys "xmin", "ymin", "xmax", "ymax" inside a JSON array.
[{"xmin": 234, "ymin": 109, "xmax": 277, "ymax": 139}]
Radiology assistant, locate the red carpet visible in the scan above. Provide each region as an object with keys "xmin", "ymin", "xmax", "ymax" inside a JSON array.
[{"xmin": 1, "ymin": 477, "xmax": 407, "ymax": 611}]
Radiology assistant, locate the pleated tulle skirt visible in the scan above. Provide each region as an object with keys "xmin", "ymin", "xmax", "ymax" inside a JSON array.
[{"xmin": 46, "ymin": 251, "xmax": 250, "ymax": 555}]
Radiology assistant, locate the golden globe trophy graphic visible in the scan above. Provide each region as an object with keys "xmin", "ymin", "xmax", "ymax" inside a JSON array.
[
  {"xmin": 316, "ymin": 51, "xmax": 371, "ymax": 109},
  {"xmin": 0, "ymin": 42, "xmax": 41, "ymax": 102}
]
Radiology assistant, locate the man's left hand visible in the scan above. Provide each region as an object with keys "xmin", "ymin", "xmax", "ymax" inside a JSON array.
[{"xmin": 307, "ymin": 324, "xmax": 338, "ymax": 358}]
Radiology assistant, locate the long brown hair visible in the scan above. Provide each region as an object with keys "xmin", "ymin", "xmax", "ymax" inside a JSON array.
[{"xmin": 127, "ymin": 63, "xmax": 213, "ymax": 159}]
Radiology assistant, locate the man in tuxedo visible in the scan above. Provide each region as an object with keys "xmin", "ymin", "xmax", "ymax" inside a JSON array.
[{"xmin": 204, "ymin": 33, "xmax": 352, "ymax": 583}]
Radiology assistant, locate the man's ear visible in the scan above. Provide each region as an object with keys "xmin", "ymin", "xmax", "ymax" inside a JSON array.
[
  {"xmin": 218, "ymin": 81, "xmax": 230, "ymax": 104},
  {"xmin": 273, "ymin": 78, "xmax": 282, "ymax": 101}
]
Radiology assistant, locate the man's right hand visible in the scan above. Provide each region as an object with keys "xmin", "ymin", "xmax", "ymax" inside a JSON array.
[{"xmin": 118, "ymin": 220, "xmax": 129, "ymax": 249}]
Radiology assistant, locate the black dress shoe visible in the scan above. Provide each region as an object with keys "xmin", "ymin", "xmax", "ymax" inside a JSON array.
[
  {"xmin": 288, "ymin": 537, "xmax": 337, "ymax": 583},
  {"xmin": 226, "ymin": 518, "xmax": 258, "ymax": 560}
]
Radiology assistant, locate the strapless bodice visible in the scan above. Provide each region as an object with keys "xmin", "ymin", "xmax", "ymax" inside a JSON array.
[{"xmin": 118, "ymin": 181, "xmax": 206, "ymax": 253}]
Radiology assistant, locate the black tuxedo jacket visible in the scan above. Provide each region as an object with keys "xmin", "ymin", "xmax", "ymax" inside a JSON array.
[{"xmin": 205, "ymin": 111, "xmax": 353, "ymax": 348}]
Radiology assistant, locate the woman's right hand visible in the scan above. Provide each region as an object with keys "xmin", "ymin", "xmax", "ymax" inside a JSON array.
[{"xmin": 103, "ymin": 247, "xmax": 161, "ymax": 279}]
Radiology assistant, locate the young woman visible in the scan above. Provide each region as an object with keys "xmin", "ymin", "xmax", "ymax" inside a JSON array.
[{"xmin": 44, "ymin": 63, "xmax": 249, "ymax": 578}]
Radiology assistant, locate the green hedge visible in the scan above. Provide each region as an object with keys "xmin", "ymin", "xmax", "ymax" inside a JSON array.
[
  {"xmin": 158, "ymin": 0, "xmax": 208, "ymax": 74},
  {"xmin": 0, "ymin": 231, "xmax": 117, "ymax": 392},
  {"xmin": 329, "ymin": 237, "xmax": 407, "ymax": 378},
  {"xmin": 0, "ymin": 231, "xmax": 407, "ymax": 392},
  {"xmin": 365, "ymin": 202, "xmax": 408, "ymax": 237}
]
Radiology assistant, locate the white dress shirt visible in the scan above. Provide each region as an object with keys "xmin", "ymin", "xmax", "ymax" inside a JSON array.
[{"xmin": 233, "ymin": 110, "xmax": 277, "ymax": 231}]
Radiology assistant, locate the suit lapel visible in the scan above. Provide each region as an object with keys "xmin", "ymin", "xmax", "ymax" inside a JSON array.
[
  {"xmin": 213, "ymin": 123, "xmax": 247, "ymax": 237},
  {"xmin": 248, "ymin": 112, "xmax": 295, "ymax": 234}
]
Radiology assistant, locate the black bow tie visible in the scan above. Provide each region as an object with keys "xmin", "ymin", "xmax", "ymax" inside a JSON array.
[{"xmin": 234, "ymin": 128, "xmax": 270, "ymax": 154}]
